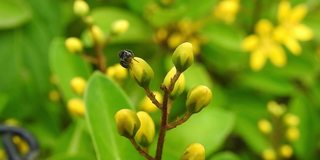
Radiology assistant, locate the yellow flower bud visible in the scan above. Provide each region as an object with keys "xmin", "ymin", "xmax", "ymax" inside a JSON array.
[
  {"xmin": 163, "ymin": 67, "xmax": 185, "ymax": 98},
  {"xmin": 0, "ymin": 149, "xmax": 6, "ymax": 160},
  {"xmin": 129, "ymin": 57, "xmax": 154, "ymax": 88},
  {"xmin": 286, "ymin": 127, "xmax": 300, "ymax": 141},
  {"xmin": 114, "ymin": 109, "xmax": 141, "ymax": 138},
  {"xmin": 67, "ymin": 98, "xmax": 85, "ymax": 117},
  {"xmin": 140, "ymin": 91, "xmax": 162, "ymax": 112},
  {"xmin": 12, "ymin": 136, "xmax": 30, "ymax": 155},
  {"xmin": 181, "ymin": 143, "xmax": 205, "ymax": 160},
  {"xmin": 111, "ymin": 19, "xmax": 130, "ymax": 35},
  {"xmin": 172, "ymin": 42, "xmax": 194, "ymax": 72},
  {"xmin": 4, "ymin": 119, "xmax": 19, "ymax": 126},
  {"xmin": 283, "ymin": 113, "xmax": 300, "ymax": 127},
  {"xmin": 135, "ymin": 111, "xmax": 155, "ymax": 147},
  {"xmin": 91, "ymin": 25, "xmax": 105, "ymax": 45},
  {"xmin": 186, "ymin": 85, "xmax": 212, "ymax": 114},
  {"xmin": 279, "ymin": 144, "xmax": 293, "ymax": 158},
  {"xmin": 106, "ymin": 63, "xmax": 128, "ymax": 82},
  {"xmin": 267, "ymin": 101, "xmax": 285, "ymax": 117},
  {"xmin": 168, "ymin": 33, "xmax": 184, "ymax": 49},
  {"xmin": 262, "ymin": 148, "xmax": 276, "ymax": 160},
  {"xmin": 73, "ymin": 0, "xmax": 90, "ymax": 17},
  {"xmin": 65, "ymin": 37, "xmax": 83, "ymax": 54},
  {"xmin": 49, "ymin": 90, "xmax": 60, "ymax": 102},
  {"xmin": 70, "ymin": 77, "xmax": 86, "ymax": 95},
  {"xmin": 258, "ymin": 119, "xmax": 272, "ymax": 134}
]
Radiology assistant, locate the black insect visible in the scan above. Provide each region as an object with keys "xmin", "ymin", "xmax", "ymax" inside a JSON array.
[{"xmin": 119, "ymin": 49, "xmax": 134, "ymax": 68}]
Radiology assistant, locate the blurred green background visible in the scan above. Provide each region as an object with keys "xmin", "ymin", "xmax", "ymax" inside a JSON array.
[{"xmin": 0, "ymin": 0, "xmax": 320, "ymax": 159}]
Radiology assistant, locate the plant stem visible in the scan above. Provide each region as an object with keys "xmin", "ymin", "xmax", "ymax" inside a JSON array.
[
  {"xmin": 155, "ymin": 71, "xmax": 181, "ymax": 160},
  {"xmin": 129, "ymin": 138, "xmax": 154, "ymax": 160},
  {"xmin": 144, "ymin": 87, "xmax": 162, "ymax": 109},
  {"xmin": 89, "ymin": 26, "xmax": 106, "ymax": 72},
  {"xmin": 166, "ymin": 113, "xmax": 191, "ymax": 130}
]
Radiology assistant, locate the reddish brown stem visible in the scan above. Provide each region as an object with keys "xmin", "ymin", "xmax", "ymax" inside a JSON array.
[
  {"xmin": 89, "ymin": 26, "xmax": 106, "ymax": 72},
  {"xmin": 144, "ymin": 87, "xmax": 162, "ymax": 109},
  {"xmin": 166, "ymin": 113, "xmax": 191, "ymax": 130},
  {"xmin": 129, "ymin": 138, "xmax": 154, "ymax": 160}
]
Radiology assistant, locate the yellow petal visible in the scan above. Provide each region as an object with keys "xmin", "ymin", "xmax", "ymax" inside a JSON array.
[
  {"xmin": 293, "ymin": 24, "xmax": 313, "ymax": 41},
  {"xmin": 278, "ymin": 1, "xmax": 291, "ymax": 22},
  {"xmin": 289, "ymin": 4, "xmax": 307, "ymax": 23},
  {"xmin": 255, "ymin": 19, "xmax": 273, "ymax": 36},
  {"xmin": 250, "ymin": 49, "xmax": 266, "ymax": 71},
  {"xmin": 284, "ymin": 38, "xmax": 301, "ymax": 55},
  {"xmin": 269, "ymin": 46, "xmax": 286, "ymax": 67},
  {"xmin": 273, "ymin": 26, "xmax": 287, "ymax": 42},
  {"xmin": 242, "ymin": 35, "xmax": 259, "ymax": 51}
]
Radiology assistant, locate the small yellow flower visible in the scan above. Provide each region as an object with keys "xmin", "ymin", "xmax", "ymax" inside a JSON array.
[
  {"xmin": 129, "ymin": 57, "xmax": 154, "ymax": 88},
  {"xmin": 106, "ymin": 63, "xmax": 128, "ymax": 82},
  {"xmin": 140, "ymin": 91, "xmax": 162, "ymax": 112},
  {"xmin": 262, "ymin": 148, "xmax": 276, "ymax": 160},
  {"xmin": 111, "ymin": 19, "xmax": 130, "ymax": 35},
  {"xmin": 181, "ymin": 143, "xmax": 205, "ymax": 160},
  {"xmin": 49, "ymin": 90, "xmax": 60, "ymax": 102},
  {"xmin": 65, "ymin": 37, "xmax": 83, "ymax": 54},
  {"xmin": 70, "ymin": 77, "xmax": 87, "ymax": 95},
  {"xmin": 242, "ymin": 19, "xmax": 286, "ymax": 71},
  {"xmin": 274, "ymin": 1, "xmax": 313, "ymax": 55},
  {"xmin": 213, "ymin": 0, "xmax": 240, "ymax": 24},
  {"xmin": 67, "ymin": 98, "xmax": 85, "ymax": 117},
  {"xmin": 163, "ymin": 67, "xmax": 185, "ymax": 98},
  {"xmin": 90, "ymin": 25, "xmax": 105, "ymax": 45},
  {"xmin": 4, "ymin": 119, "xmax": 19, "ymax": 126},
  {"xmin": 135, "ymin": 111, "xmax": 155, "ymax": 147},
  {"xmin": 286, "ymin": 127, "xmax": 300, "ymax": 141},
  {"xmin": 258, "ymin": 119, "xmax": 272, "ymax": 134},
  {"xmin": 283, "ymin": 113, "xmax": 300, "ymax": 127},
  {"xmin": 186, "ymin": 85, "xmax": 212, "ymax": 114},
  {"xmin": 172, "ymin": 42, "xmax": 194, "ymax": 72},
  {"xmin": 114, "ymin": 109, "xmax": 141, "ymax": 138},
  {"xmin": 267, "ymin": 101, "xmax": 285, "ymax": 117},
  {"xmin": 168, "ymin": 33, "xmax": 185, "ymax": 49},
  {"xmin": 73, "ymin": 0, "xmax": 90, "ymax": 17},
  {"xmin": 279, "ymin": 144, "xmax": 293, "ymax": 158}
]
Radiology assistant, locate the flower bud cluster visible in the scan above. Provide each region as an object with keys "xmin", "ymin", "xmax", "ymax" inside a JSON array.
[
  {"xmin": 258, "ymin": 101, "xmax": 300, "ymax": 160},
  {"xmin": 67, "ymin": 77, "xmax": 87, "ymax": 117}
]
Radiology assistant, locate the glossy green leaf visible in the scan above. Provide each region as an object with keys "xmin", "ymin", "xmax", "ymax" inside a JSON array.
[
  {"xmin": 0, "ymin": 0, "xmax": 31, "ymax": 29},
  {"xmin": 84, "ymin": 72, "xmax": 141, "ymax": 160},
  {"xmin": 163, "ymin": 107, "xmax": 235, "ymax": 159},
  {"xmin": 49, "ymin": 38, "xmax": 91, "ymax": 100}
]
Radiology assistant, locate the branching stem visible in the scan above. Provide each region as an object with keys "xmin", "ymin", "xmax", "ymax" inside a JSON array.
[
  {"xmin": 166, "ymin": 113, "xmax": 191, "ymax": 130},
  {"xmin": 129, "ymin": 138, "xmax": 154, "ymax": 160},
  {"xmin": 144, "ymin": 87, "xmax": 162, "ymax": 109}
]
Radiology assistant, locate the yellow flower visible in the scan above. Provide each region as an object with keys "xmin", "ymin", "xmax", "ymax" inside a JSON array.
[
  {"xmin": 65, "ymin": 37, "xmax": 83, "ymax": 54},
  {"xmin": 283, "ymin": 113, "xmax": 300, "ymax": 127},
  {"xmin": 73, "ymin": 0, "xmax": 90, "ymax": 17},
  {"xmin": 262, "ymin": 148, "xmax": 276, "ymax": 160},
  {"xmin": 279, "ymin": 144, "xmax": 293, "ymax": 158},
  {"xmin": 172, "ymin": 42, "xmax": 194, "ymax": 72},
  {"xmin": 67, "ymin": 98, "xmax": 85, "ymax": 117},
  {"xmin": 258, "ymin": 119, "xmax": 272, "ymax": 134},
  {"xmin": 214, "ymin": 0, "xmax": 240, "ymax": 24},
  {"xmin": 106, "ymin": 63, "xmax": 128, "ymax": 82},
  {"xmin": 242, "ymin": 19, "xmax": 286, "ymax": 71},
  {"xmin": 274, "ymin": 1, "xmax": 313, "ymax": 55},
  {"xmin": 139, "ymin": 91, "xmax": 162, "ymax": 113},
  {"xmin": 186, "ymin": 85, "xmax": 212, "ymax": 114},
  {"xmin": 135, "ymin": 111, "xmax": 155, "ymax": 147},
  {"xmin": 114, "ymin": 109, "xmax": 140, "ymax": 138},
  {"xmin": 267, "ymin": 101, "xmax": 285, "ymax": 117},
  {"xmin": 70, "ymin": 77, "xmax": 87, "ymax": 95},
  {"xmin": 163, "ymin": 67, "xmax": 185, "ymax": 98},
  {"xmin": 111, "ymin": 19, "xmax": 130, "ymax": 35},
  {"xmin": 129, "ymin": 57, "xmax": 154, "ymax": 88},
  {"xmin": 286, "ymin": 127, "xmax": 300, "ymax": 141},
  {"xmin": 181, "ymin": 143, "xmax": 205, "ymax": 160}
]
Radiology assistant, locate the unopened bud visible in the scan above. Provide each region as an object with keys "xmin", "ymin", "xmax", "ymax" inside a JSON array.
[
  {"xmin": 258, "ymin": 119, "xmax": 272, "ymax": 134},
  {"xmin": 262, "ymin": 148, "xmax": 276, "ymax": 160},
  {"xmin": 111, "ymin": 19, "xmax": 129, "ymax": 35},
  {"xmin": 67, "ymin": 98, "xmax": 85, "ymax": 117},
  {"xmin": 163, "ymin": 67, "xmax": 185, "ymax": 98},
  {"xmin": 286, "ymin": 127, "xmax": 300, "ymax": 141},
  {"xmin": 135, "ymin": 111, "xmax": 155, "ymax": 147},
  {"xmin": 172, "ymin": 42, "xmax": 194, "ymax": 72},
  {"xmin": 129, "ymin": 57, "xmax": 154, "ymax": 88},
  {"xmin": 91, "ymin": 25, "xmax": 105, "ymax": 45},
  {"xmin": 267, "ymin": 101, "xmax": 285, "ymax": 117},
  {"xmin": 73, "ymin": 0, "xmax": 90, "ymax": 17},
  {"xmin": 106, "ymin": 63, "xmax": 128, "ymax": 82},
  {"xmin": 283, "ymin": 113, "xmax": 299, "ymax": 127},
  {"xmin": 65, "ymin": 37, "xmax": 83, "ymax": 53},
  {"xmin": 186, "ymin": 85, "xmax": 212, "ymax": 114},
  {"xmin": 115, "ymin": 109, "xmax": 140, "ymax": 138},
  {"xmin": 140, "ymin": 91, "xmax": 162, "ymax": 112},
  {"xmin": 70, "ymin": 77, "xmax": 86, "ymax": 95},
  {"xmin": 181, "ymin": 143, "xmax": 205, "ymax": 160},
  {"xmin": 279, "ymin": 144, "xmax": 293, "ymax": 158}
]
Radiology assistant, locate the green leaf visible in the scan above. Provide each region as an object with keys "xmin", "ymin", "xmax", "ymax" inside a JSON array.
[
  {"xmin": 0, "ymin": 93, "xmax": 8, "ymax": 113},
  {"xmin": 49, "ymin": 38, "xmax": 91, "ymax": 100},
  {"xmin": 84, "ymin": 72, "xmax": 141, "ymax": 160},
  {"xmin": 163, "ymin": 107, "xmax": 235, "ymax": 159},
  {"xmin": 209, "ymin": 151, "xmax": 240, "ymax": 160},
  {"xmin": 0, "ymin": 0, "xmax": 32, "ymax": 29},
  {"xmin": 90, "ymin": 7, "xmax": 153, "ymax": 43}
]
